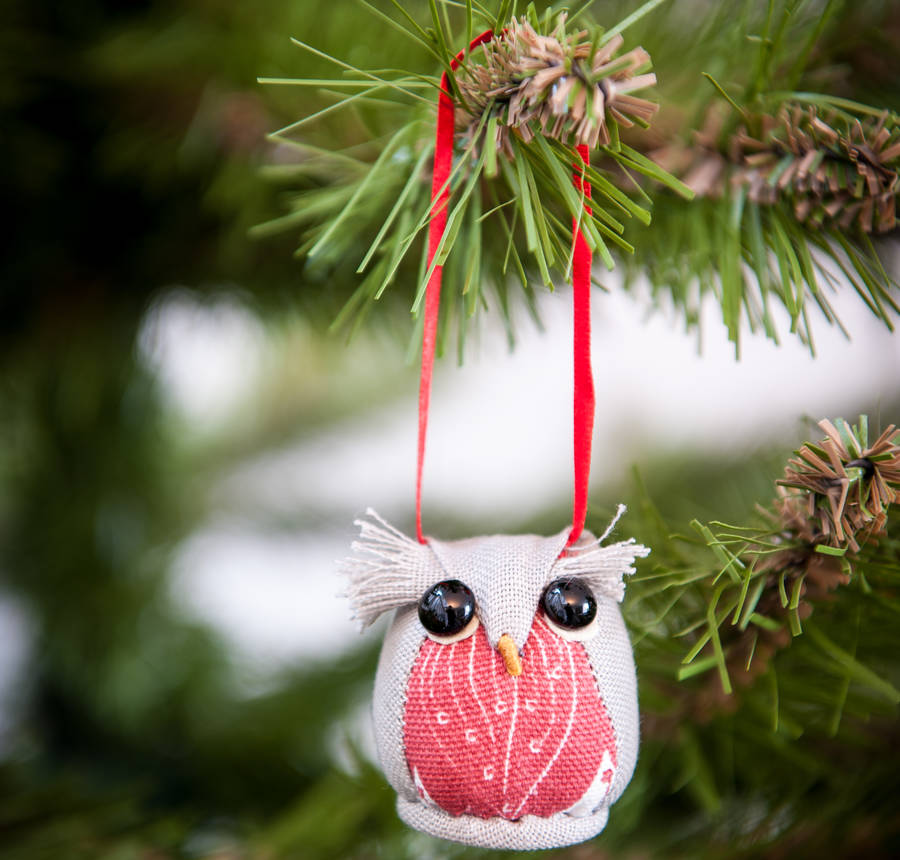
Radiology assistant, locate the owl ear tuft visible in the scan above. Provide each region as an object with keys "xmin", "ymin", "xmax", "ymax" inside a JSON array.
[
  {"xmin": 338, "ymin": 509, "xmax": 437, "ymax": 629},
  {"xmin": 553, "ymin": 504, "xmax": 650, "ymax": 602}
]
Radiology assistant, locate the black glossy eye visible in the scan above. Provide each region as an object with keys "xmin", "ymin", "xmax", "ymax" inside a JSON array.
[
  {"xmin": 542, "ymin": 578, "xmax": 597, "ymax": 629},
  {"xmin": 418, "ymin": 580, "xmax": 476, "ymax": 636}
]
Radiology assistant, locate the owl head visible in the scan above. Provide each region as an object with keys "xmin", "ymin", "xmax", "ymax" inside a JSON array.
[{"xmin": 341, "ymin": 508, "xmax": 649, "ymax": 851}]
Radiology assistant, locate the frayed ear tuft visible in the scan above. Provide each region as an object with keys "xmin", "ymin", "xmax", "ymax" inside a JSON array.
[
  {"xmin": 338, "ymin": 510, "xmax": 438, "ymax": 629},
  {"xmin": 553, "ymin": 505, "xmax": 650, "ymax": 602}
]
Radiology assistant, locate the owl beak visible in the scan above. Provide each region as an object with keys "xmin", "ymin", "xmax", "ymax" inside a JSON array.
[{"xmin": 497, "ymin": 634, "xmax": 522, "ymax": 677}]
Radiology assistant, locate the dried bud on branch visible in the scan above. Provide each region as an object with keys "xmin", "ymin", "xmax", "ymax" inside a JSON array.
[
  {"xmin": 732, "ymin": 106, "xmax": 900, "ymax": 233},
  {"xmin": 748, "ymin": 419, "xmax": 899, "ymax": 634},
  {"xmin": 454, "ymin": 15, "xmax": 658, "ymax": 155},
  {"xmin": 778, "ymin": 418, "xmax": 900, "ymax": 551},
  {"xmin": 689, "ymin": 417, "xmax": 897, "ymax": 703},
  {"xmin": 672, "ymin": 105, "xmax": 900, "ymax": 233}
]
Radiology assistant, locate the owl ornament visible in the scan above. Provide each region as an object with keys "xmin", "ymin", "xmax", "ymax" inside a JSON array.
[
  {"xmin": 341, "ymin": 505, "xmax": 649, "ymax": 851},
  {"xmin": 334, "ymin": 25, "xmax": 650, "ymax": 850}
]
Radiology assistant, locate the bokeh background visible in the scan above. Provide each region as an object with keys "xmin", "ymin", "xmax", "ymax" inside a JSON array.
[{"xmin": 2, "ymin": 1, "xmax": 899, "ymax": 858}]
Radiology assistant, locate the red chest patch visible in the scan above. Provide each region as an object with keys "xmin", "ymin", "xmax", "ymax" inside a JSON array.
[{"xmin": 403, "ymin": 615, "xmax": 617, "ymax": 820}]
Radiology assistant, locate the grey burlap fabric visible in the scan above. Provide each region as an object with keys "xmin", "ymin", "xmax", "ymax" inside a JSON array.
[{"xmin": 341, "ymin": 508, "xmax": 648, "ymax": 851}]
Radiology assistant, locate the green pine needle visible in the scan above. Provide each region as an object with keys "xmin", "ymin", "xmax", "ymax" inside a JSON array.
[
  {"xmin": 258, "ymin": 0, "xmax": 686, "ymax": 339},
  {"xmin": 258, "ymin": 0, "xmax": 900, "ymax": 350}
]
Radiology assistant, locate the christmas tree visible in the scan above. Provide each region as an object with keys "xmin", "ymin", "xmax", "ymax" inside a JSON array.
[{"xmin": 1, "ymin": 0, "xmax": 898, "ymax": 857}]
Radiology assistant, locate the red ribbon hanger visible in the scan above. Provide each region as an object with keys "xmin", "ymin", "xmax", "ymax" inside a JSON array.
[{"xmin": 416, "ymin": 31, "xmax": 595, "ymax": 549}]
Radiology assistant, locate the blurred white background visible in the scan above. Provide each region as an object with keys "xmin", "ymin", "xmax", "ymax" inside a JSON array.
[
  {"xmin": 140, "ymin": 279, "xmax": 900, "ymax": 673},
  {"xmin": 4, "ymin": 276, "xmax": 897, "ymax": 734}
]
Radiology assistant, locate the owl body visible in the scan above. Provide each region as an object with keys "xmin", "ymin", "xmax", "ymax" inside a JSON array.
[{"xmin": 346, "ymin": 512, "xmax": 646, "ymax": 851}]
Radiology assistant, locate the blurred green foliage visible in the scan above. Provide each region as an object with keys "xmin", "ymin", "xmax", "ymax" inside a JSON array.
[
  {"xmin": 1, "ymin": 0, "xmax": 898, "ymax": 858},
  {"xmin": 0, "ymin": 1, "xmax": 412, "ymax": 857}
]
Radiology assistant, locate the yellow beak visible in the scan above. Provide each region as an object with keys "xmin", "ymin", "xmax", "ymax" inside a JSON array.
[{"xmin": 497, "ymin": 634, "xmax": 522, "ymax": 677}]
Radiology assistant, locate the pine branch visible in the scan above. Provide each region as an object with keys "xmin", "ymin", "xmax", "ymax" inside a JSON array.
[
  {"xmin": 257, "ymin": 1, "xmax": 687, "ymax": 350},
  {"xmin": 258, "ymin": 0, "xmax": 900, "ymax": 352},
  {"xmin": 618, "ymin": 0, "xmax": 900, "ymax": 352},
  {"xmin": 640, "ymin": 100, "xmax": 900, "ymax": 352},
  {"xmin": 629, "ymin": 415, "xmax": 900, "ymax": 720}
]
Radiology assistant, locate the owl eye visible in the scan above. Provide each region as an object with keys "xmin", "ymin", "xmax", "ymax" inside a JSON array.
[
  {"xmin": 542, "ymin": 578, "xmax": 597, "ymax": 631},
  {"xmin": 418, "ymin": 580, "xmax": 477, "ymax": 640}
]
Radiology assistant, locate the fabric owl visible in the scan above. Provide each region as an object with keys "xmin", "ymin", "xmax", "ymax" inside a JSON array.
[{"xmin": 342, "ymin": 506, "xmax": 649, "ymax": 851}]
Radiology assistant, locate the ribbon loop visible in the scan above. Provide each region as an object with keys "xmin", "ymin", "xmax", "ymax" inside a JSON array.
[
  {"xmin": 568, "ymin": 144, "xmax": 594, "ymax": 547},
  {"xmin": 416, "ymin": 31, "xmax": 595, "ymax": 545}
]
